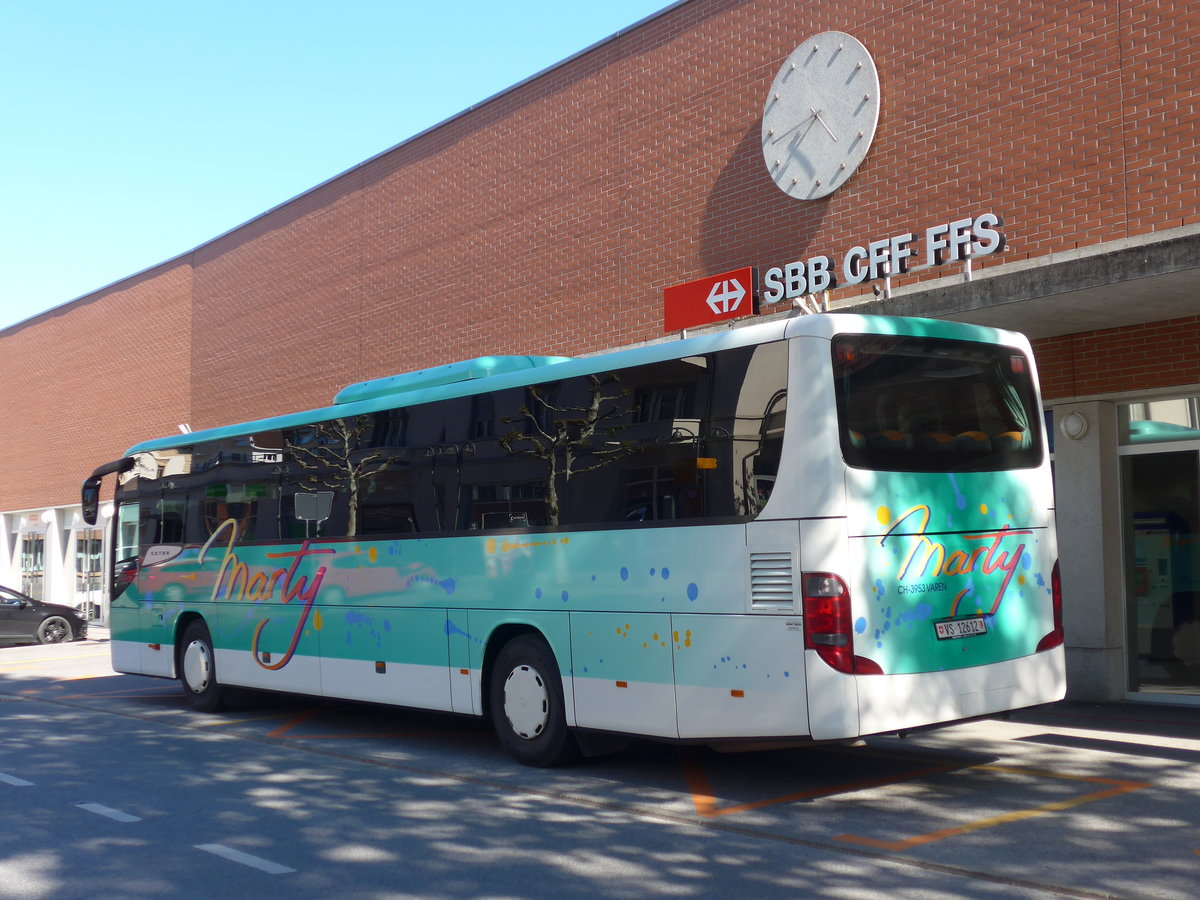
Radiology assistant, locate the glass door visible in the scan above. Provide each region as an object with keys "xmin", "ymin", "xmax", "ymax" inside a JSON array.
[
  {"xmin": 76, "ymin": 528, "xmax": 104, "ymax": 619},
  {"xmin": 1121, "ymin": 397, "xmax": 1200, "ymax": 696},
  {"xmin": 20, "ymin": 532, "xmax": 45, "ymax": 601}
]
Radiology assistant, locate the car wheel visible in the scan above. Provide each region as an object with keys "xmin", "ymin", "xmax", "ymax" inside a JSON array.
[
  {"xmin": 36, "ymin": 616, "xmax": 73, "ymax": 644},
  {"xmin": 489, "ymin": 633, "xmax": 578, "ymax": 767},
  {"xmin": 179, "ymin": 620, "xmax": 224, "ymax": 713}
]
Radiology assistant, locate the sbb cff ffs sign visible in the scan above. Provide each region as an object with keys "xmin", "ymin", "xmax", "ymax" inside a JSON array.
[{"xmin": 663, "ymin": 267, "xmax": 758, "ymax": 332}]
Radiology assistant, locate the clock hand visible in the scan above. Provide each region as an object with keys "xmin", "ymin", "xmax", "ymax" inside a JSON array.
[
  {"xmin": 811, "ymin": 107, "xmax": 838, "ymax": 142},
  {"xmin": 770, "ymin": 109, "xmax": 818, "ymax": 144}
]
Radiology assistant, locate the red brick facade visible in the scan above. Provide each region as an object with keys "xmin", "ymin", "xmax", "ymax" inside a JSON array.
[
  {"xmin": 0, "ymin": 264, "xmax": 191, "ymax": 511},
  {"xmin": 1035, "ymin": 316, "xmax": 1200, "ymax": 401},
  {"xmin": 3, "ymin": 0, "xmax": 1199, "ymax": 511}
]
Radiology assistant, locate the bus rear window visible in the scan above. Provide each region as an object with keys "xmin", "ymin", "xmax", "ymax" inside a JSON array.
[{"xmin": 832, "ymin": 335, "xmax": 1043, "ymax": 472}]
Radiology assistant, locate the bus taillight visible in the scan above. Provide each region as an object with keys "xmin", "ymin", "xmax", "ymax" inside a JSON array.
[
  {"xmin": 802, "ymin": 573, "xmax": 883, "ymax": 675},
  {"xmin": 1036, "ymin": 560, "xmax": 1064, "ymax": 652}
]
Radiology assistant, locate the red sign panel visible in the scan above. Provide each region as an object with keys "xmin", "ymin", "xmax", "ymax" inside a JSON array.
[{"xmin": 663, "ymin": 267, "xmax": 758, "ymax": 333}]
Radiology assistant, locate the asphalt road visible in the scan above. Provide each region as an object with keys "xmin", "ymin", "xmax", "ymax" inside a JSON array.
[{"xmin": 1, "ymin": 633, "xmax": 1198, "ymax": 899}]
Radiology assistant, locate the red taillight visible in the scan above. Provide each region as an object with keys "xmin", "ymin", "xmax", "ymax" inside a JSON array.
[
  {"xmin": 1035, "ymin": 560, "xmax": 1064, "ymax": 652},
  {"xmin": 113, "ymin": 559, "xmax": 139, "ymax": 599},
  {"xmin": 802, "ymin": 573, "xmax": 883, "ymax": 675}
]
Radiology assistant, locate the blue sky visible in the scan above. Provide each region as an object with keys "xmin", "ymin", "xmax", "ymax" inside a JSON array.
[{"xmin": 0, "ymin": 1, "xmax": 675, "ymax": 331}]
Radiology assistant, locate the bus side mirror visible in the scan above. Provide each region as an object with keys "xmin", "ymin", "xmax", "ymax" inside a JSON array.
[
  {"xmin": 81, "ymin": 458, "xmax": 133, "ymax": 526},
  {"xmin": 81, "ymin": 477, "xmax": 102, "ymax": 526}
]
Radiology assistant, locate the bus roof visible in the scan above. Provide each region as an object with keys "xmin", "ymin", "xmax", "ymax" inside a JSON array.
[{"xmin": 124, "ymin": 314, "xmax": 1028, "ymax": 455}]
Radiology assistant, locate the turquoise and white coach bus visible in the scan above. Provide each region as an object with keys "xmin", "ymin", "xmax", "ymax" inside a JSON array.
[{"xmin": 83, "ymin": 313, "xmax": 1064, "ymax": 765}]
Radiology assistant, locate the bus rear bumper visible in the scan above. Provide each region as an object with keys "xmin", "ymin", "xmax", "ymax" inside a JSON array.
[{"xmin": 809, "ymin": 646, "xmax": 1066, "ymax": 741}]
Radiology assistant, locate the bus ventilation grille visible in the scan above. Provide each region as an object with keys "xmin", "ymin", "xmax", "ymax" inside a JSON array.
[{"xmin": 749, "ymin": 551, "xmax": 795, "ymax": 609}]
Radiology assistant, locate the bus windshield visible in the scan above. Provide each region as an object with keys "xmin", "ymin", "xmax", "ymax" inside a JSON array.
[{"xmin": 832, "ymin": 334, "xmax": 1043, "ymax": 473}]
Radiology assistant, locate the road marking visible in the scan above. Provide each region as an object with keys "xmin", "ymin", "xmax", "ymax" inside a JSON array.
[
  {"xmin": 195, "ymin": 843, "xmax": 295, "ymax": 875},
  {"xmin": 76, "ymin": 802, "xmax": 142, "ymax": 823},
  {"xmin": 681, "ymin": 751, "xmax": 962, "ymax": 818},
  {"xmin": 683, "ymin": 749, "xmax": 1151, "ymax": 854},
  {"xmin": 193, "ymin": 712, "xmax": 292, "ymax": 727},
  {"xmin": 60, "ymin": 686, "xmax": 180, "ymax": 698},
  {"xmin": 257, "ymin": 703, "xmax": 475, "ymax": 741},
  {"xmin": 0, "ymin": 652, "xmax": 111, "ymax": 668},
  {"xmin": 835, "ymin": 764, "xmax": 1150, "ymax": 851},
  {"xmin": 0, "ymin": 773, "xmax": 34, "ymax": 786},
  {"xmin": 266, "ymin": 704, "xmax": 328, "ymax": 738}
]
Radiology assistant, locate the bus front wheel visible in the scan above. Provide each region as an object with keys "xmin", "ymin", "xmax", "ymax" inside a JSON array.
[
  {"xmin": 179, "ymin": 620, "xmax": 224, "ymax": 713},
  {"xmin": 490, "ymin": 634, "xmax": 578, "ymax": 767}
]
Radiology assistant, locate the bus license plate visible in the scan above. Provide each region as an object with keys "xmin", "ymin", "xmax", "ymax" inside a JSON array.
[{"xmin": 934, "ymin": 616, "xmax": 988, "ymax": 640}]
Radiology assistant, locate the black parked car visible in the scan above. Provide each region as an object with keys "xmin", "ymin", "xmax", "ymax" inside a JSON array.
[{"xmin": 0, "ymin": 585, "xmax": 88, "ymax": 644}]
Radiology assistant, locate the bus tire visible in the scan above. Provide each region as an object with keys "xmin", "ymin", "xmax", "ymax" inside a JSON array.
[
  {"xmin": 179, "ymin": 620, "xmax": 224, "ymax": 713},
  {"xmin": 490, "ymin": 634, "xmax": 578, "ymax": 767}
]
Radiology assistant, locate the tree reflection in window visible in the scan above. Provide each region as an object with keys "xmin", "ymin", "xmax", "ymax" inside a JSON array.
[
  {"xmin": 497, "ymin": 374, "xmax": 638, "ymax": 526},
  {"xmin": 285, "ymin": 416, "xmax": 392, "ymax": 537}
]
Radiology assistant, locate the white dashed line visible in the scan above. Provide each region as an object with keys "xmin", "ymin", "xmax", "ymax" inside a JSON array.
[
  {"xmin": 195, "ymin": 843, "xmax": 296, "ymax": 875},
  {"xmin": 75, "ymin": 802, "xmax": 142, "ymax": 823},
  {"xmin": 0, "ymin": 773, "xmax": 33, "ymax": 787}
]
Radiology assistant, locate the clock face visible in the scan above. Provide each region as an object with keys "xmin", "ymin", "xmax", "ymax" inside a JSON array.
[{"xmin": 761, "ymin": 32, "xmax": 880, "ymax": 200}]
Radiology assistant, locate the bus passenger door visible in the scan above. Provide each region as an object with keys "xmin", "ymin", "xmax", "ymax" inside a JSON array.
[
  {"xmin": 107, "ymin": 502, "xmax": 143, "ymax": 674},
  {"xmin": 136, "ymin": 499, "xmax": 187, "ymax": 678},
  {"xmin": 137, "ymin": 584, "xmax": 174, "ymax": 677}
]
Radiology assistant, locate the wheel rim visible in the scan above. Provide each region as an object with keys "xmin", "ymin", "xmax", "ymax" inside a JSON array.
[
  {"xmin": 182, "ymin": 639, "xmax": 213, "ymax": 694},
  {"xmin": 41, "ymin": 617, "xmax": 69, "ymax": 643},
  {"xmin": 503, "ymin": 664, "xmax": 550, "ymax": 740}
]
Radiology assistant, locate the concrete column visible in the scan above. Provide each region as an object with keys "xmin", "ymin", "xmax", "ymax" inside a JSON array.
[
  {"xmin": 42, "ymin": 509, "xmax": 68, "ymax": 606},
  {"xmin": 1052, "ymin": 401, "xmax": 1128, "ymax": 699}
]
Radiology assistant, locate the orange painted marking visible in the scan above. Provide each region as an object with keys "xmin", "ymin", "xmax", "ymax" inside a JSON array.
[
  {"xmin": 193, "ymin": 712, "xmax": 301, "ymax": 727},
  {"xmin": 616, "ymin": 681, "xmax": 628, "ymax": 688},
  {"xmin": 62, "ymin": 685, "xmax": 179, "ymax": 698},
  {"xmin": 260, "ymin": 703, "xmax": 474, "ymax": 742},
  {"xmin": 835, "ymin": 764, "xmax": 1150, "ymax": 851},
  {"xmin": 682, "ymin": 752, "xmax": 960, "ymax": 819},
  {"xmin": 2, "ymin": 652, "xmax": 111, "ymax": 668},
  {"xmin": 730, "ymin": 690, "xmax": 745, "ymax": 698},
  {"xmin": 266, "ymin": 704, "xmax": 328, "ymax": 738},
  {"xmin": 275, "ymin": 730, "xmax": 473, "ymax": 740}
]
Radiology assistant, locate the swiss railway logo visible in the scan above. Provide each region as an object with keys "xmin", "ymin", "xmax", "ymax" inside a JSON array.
[
  {"xmin": 706, "ymin": 278, "xmax": 747, "ymax": 315},
  {"xmin": 663, "ymin": 266, "xmax": 759, "ymax": 332}
]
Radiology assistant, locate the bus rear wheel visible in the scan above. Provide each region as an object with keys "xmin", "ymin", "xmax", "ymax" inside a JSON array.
[
  {"xmin": 179, "ymin": 620, "xmax": 224, "ymax": 713},
  {"xmin": 490, "ymin": 634, "xmax": 578, "ymax": 767}
]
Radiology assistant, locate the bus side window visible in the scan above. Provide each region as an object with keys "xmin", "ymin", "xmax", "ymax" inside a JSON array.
[
  {"xmin": 160, "ymin": 504, "xmax": 185, "ymax": 543},
  {"xmin": 751, "ymin": 389, "xmax": 786, "ymax": 511}
]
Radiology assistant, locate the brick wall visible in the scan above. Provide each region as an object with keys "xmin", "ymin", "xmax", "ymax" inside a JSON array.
[
  {"xmin": 1035, "ymin": 316, "xmax": 1200, "ymax": 401},
  {"xmin": 3, "ymin": 0, "xmax": 1199, "ymax": 510},
  {"xmin": 0, "ymin": 263, "xmax": 192, "ymax": 509},
  {"xmin": 182, "ymin": 0, "xmax": 1200, "ymax": 428}
]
